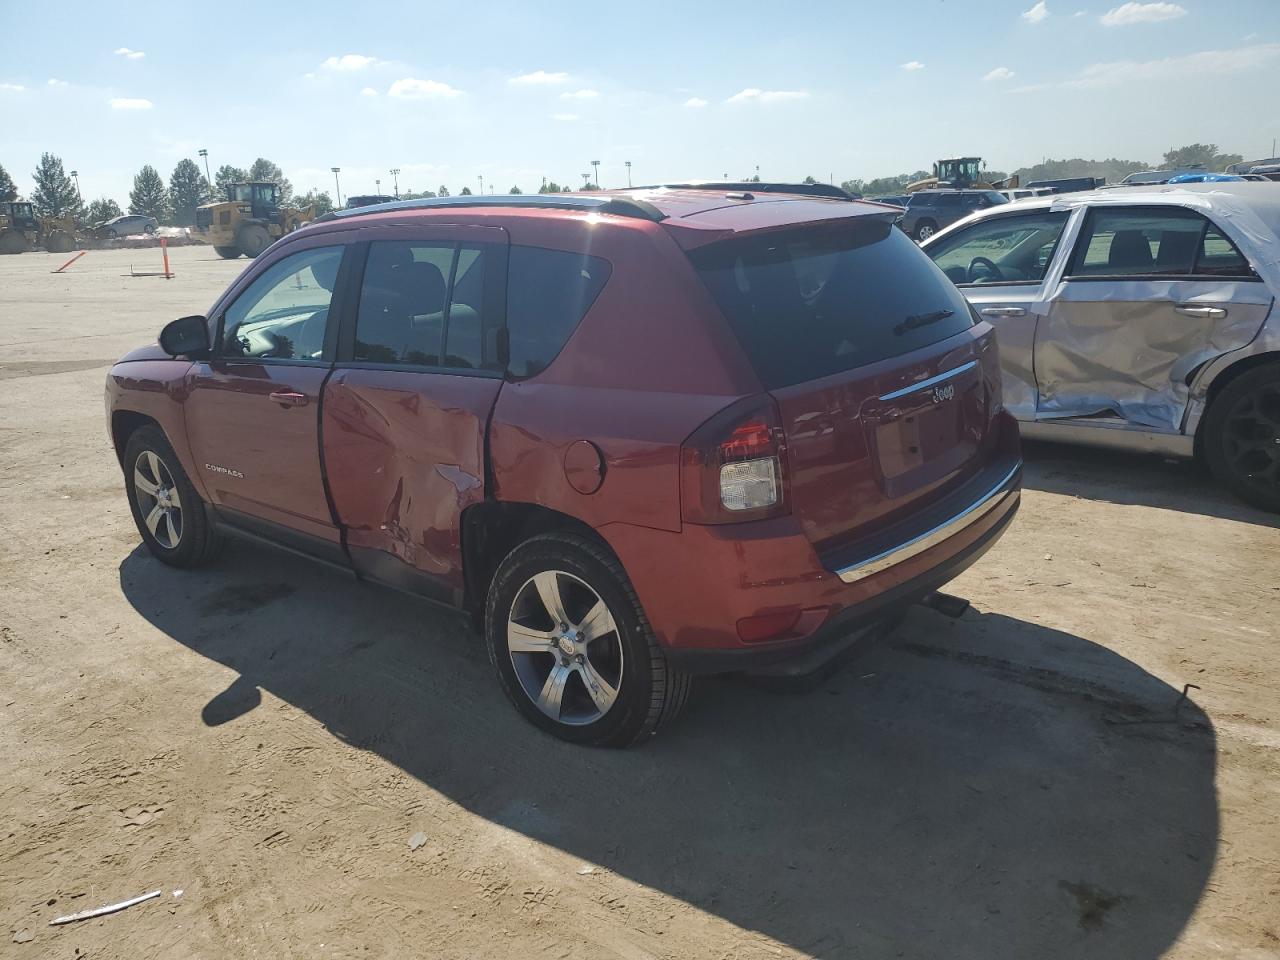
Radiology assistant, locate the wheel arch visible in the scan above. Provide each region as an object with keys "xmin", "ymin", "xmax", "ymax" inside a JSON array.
[
  {"xmin": 1192, "ymin": 350, "xmax": 1280, "ymax": 457},
  {"xmin": 111, "ymin": 409, "xmax": 162, "ymax": 467},
  {"xmin": 461, "ymin": 501, "xmax": 614, "ymax": 623}
]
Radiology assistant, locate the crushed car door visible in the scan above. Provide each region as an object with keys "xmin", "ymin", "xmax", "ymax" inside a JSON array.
[
  {"xmin": 1034, "ymin": 204, "xmax": 1273, "ymax": 431},
  {"xmin": 924, "ymin": 208, "xmax": 1072, "ymax": 420}
]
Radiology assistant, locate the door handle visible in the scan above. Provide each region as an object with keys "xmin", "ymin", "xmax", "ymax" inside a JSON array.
[
  {"xmin": 268, "ymin": 390, "xmax": 310, "ymax": 408},
  {"xmin": 980, "ymin": 307, "xmax": 1027, "ymax": 318},
  {"xmin": 1175, "ymin": 304, "xmax": 1227, "ymax": 320}
]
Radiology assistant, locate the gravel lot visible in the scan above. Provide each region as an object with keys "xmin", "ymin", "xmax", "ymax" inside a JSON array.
[{"xmin": 2, "ymin": 246, "xmax": 1277, "ymax": 959}]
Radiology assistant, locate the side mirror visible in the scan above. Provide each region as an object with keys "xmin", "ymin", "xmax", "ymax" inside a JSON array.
[{"xmin": 159, "ymin": 315, "xmax": 210, "ymax": 357}]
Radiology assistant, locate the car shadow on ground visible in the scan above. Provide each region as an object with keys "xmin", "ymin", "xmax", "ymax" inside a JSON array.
[
  {"xmin": 120, "ymin": 544, "xmax": 1217, "ymax": 959},
  {"xmin": 1021, "ymin": 438, "xmax": 1279, "ymax": 527}
]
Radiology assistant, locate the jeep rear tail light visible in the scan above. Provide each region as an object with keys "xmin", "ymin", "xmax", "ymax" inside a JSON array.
[{"xmin": 681, "ymin": 395, "xmax": 789, "ymax": 524}]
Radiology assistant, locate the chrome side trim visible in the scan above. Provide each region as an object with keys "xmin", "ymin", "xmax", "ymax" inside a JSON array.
[
  {"xmin": 834, "ymin": 462, "xmax": 1021, "ymax": 584},
  {"xmin": 878, "ymin": 360, "xmax": 979, "ymax": 402}
]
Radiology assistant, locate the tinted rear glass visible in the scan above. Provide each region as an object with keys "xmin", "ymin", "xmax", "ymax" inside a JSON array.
[
  {"xmin": 690, "ymin": 221, "xmax": 974, "ymax": 389},
  {"xmin": 506, "ymin": 246, "xmax": 611, "ymax": 378}
]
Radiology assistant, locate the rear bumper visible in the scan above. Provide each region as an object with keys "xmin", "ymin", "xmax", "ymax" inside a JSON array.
[{"xmin": 601, "ymin": 435, "xmax": 1023, "ymax": 676}]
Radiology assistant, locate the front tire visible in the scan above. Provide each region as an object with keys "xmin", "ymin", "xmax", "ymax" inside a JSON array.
[
  {"xmin": 213, "ymin": 245, "xmax": 242, "ymax": 259},
  {"xmin": 237, "ymin": 224, "xmax": 271, "ymax": 259},
  {"xmin": 484, "ymin": 532, "xmax": 690, "ymax": 747},
  {"xmin": 913, "ymin": 219, "xmax": 938, "ymax": 242},
  {"xmin": 123, "ymin": 425, "xmax": 222, "ymax": 567},
  {"xmin": 1203, "ymin": 363, "xmax": 1280, "ymax": 512}
]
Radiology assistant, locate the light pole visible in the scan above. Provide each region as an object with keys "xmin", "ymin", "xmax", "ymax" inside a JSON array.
[
  {"xmin": 591, "ymin": 159, "xmax": 600, "ymax": 187},
  {"xmin": 477, "ymin": 174, "xmax": 484, "ymax": 196},
  {"xmin": 390, "ymin": 168, "xmax": 400, "ymax": 197},
  {"xmin": 582, "ymin": 172, "xmax": 591, "ymax": 188},
  {"xmin": 376, "ymin": 178, "xmax": 381, "ymax": 194},
  {"xmin": 69, "ymin": 169, "xmax": 81, "ymax": 201},
  {"xmin": 198, "ymin": 149, "xmax": 211, "ymax": 185},
  {"xmin": 625, "ymin": 161, "xmax": 632, "ymax": 187},
  {"xmin": 331, "ymin": 167, "xmax": 342, "ymax": 207}
]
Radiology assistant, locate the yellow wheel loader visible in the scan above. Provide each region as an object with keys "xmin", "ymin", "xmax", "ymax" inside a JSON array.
[
  {"xmin": 192, "ymin": 182, "xmax": 316, "ymax": 259},
  {"xmin": 905, "ymin": 157, "xmax": 1019, "ymax": 193},
  {"xmin": 0, "ymin": 202, "xmax": 79, "ymax": 254}
]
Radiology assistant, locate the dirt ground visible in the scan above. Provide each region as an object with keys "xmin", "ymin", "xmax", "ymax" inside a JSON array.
[{"xmin": 1, "ymin": 246, "xmax": 1277, "ymax": 959}]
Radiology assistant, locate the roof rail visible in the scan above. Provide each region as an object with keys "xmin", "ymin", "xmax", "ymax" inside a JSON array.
[
  {"xmin": 317, "ymin": 193, "xmax": 666, "ymax": 223},
  {"xmin": 633, "ymin": 181, "xmax": 857, "ymax": 201}
]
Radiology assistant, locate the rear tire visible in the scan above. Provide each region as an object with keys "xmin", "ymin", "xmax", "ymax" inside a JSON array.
[
  {"xmin": 123, "ymin": 425, "xmax": 223, "ymax": 567},
  {"xmin": 484, "ymin": 532, "xmax": 690, "ymax": 747},
  {"xmin": 1202, "ymin": 362, "xmax": 1280, "ymax": 513},
  {"xmin": 213, "ymin": 245, "xmax": 242, "ymax": 259},
  {"xmin": 913, "ymin": 219, "xmax": 938, "ymax": 242},
  {"xmin": 237, "ymin": 224, "xmax": 271, "ymax": 259},
  {"xmin": 45, "ymin": 230, "xmax": 75, "ymax": 254},
  {"xmin": 0, "ymin": 230, "xmax": 28, "ymax": 254}
]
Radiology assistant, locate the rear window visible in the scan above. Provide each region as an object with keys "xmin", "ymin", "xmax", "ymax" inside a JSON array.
[
  {"xmin": 506, "ymin": 246, "xmax": 611, "ymax": 378},
  {"xmin": 689, "ymin": 220, "xmax": 974, "ymax": 389}
]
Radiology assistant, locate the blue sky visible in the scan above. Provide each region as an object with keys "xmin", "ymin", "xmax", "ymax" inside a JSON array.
[{"xmin": 3, "ymin": 0, "xmax": 1278, "ymax": 204}]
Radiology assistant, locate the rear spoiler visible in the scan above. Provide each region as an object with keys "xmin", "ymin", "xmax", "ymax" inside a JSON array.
[{"xmin": 661, "ymin": 201, "xmax": 901, "ymax": 251}]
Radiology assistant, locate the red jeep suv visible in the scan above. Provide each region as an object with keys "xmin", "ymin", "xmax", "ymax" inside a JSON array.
[{"xmin": 107, "ymin": 189, "xmax": 1022, "ymax": 746}]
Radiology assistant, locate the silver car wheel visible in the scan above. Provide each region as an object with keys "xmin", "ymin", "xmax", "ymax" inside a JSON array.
[
  {"xmin": 133, "ymin": 450, "xmax": 183, "ymax": 549},
  {"xmin": 507, "ymin": 570, "xmax": 623, "ymax": 726},
  {"xmin": 917, "ymin": 223, "xmax": 935, "ymax": 241}
]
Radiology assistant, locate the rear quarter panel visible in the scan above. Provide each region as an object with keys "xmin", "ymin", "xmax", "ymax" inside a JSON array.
[{"xmin": 489, "ymin": 217, "xmax": 759, "ymax": 534}]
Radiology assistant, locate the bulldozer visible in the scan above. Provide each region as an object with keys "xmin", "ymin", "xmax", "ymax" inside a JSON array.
[
  {"xmin": 905, "ymin": 157, "xmax": 1019, "ymax": 193},
  {"xmin": 0, "ymin": 201, "xmax": 79, "ymax": 254},
  {"xmin": 192, "ymin": 181, "xmax": 316, "ymax": 259}
]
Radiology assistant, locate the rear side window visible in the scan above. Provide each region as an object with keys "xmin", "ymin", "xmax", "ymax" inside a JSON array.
[
  {"xmin": 1068, "ymin": 206, "xmax": 1256, "ymax": 279},
  {"xmin": 690, "ymin": 221, "xmax": 974, "ymax": 389},
  {"xmin": 354, "ymin": 240, "xmax": 497, "ymax": 370},
  {"xmin": 506, "ymin": 246, "xmax": 611, "ymax": 378}
]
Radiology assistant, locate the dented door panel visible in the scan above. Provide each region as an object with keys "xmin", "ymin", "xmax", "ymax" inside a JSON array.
[{"xmin": 1034, "ymin": 279, "xmax": 1273, "ymax": 430}]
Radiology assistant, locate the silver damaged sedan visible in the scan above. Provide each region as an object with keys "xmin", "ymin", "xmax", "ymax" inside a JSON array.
[{"xmin": 922, "ymin": 182, "xmax": 1280, "ymax": 512}]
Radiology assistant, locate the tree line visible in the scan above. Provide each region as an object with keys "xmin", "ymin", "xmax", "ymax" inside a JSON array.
[{"xmin": 0, "ymin": 142, "xmax": 1254, "ymax": 228}]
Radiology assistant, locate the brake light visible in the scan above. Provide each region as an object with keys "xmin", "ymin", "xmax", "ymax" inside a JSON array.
[{"xmin": 681, "ymin": 395, "xmax": 789, "ymax": 524}]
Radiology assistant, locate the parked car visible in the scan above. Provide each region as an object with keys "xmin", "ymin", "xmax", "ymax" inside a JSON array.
[
  {"xmin": 898, "ymin": 189, "xmax": 1009, "ymax": 242},
  {"xmin": 1024, "ymin": 177, "xmax": 1106, "ymax": 194},
  {"xmin": 345, "ymin": 194, "xmax": 397, "ymax": 209},
  {"xmin": 1000, "ymin": 188, "xmax": 1055, "ymax": 202},
  {"xmin": 95, "ymin": 214, "xmax": 158, "ymax": 238},
  {"xmin": 921, "ymin": 182, "xmax": 1280, "ymax": 511},
  {"xmin": 106, "ymin": 190, "xmax": 1022, "ymax": 746},
  {"xmin": 868, "ymin": 194, "xmax": 910, "ymax": 208}
]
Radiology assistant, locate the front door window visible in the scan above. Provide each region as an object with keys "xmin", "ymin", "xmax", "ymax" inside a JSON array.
[{"xmin": 221, "ymin": 247, "xmax": 344, "ymax": 362}]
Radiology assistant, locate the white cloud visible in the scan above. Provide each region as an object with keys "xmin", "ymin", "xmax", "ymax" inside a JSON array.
[
  {"xmin": 1022, "ymin": 1, "xmax": 1050, "ymax": 23},
  {"xmin": 113, "ymin": 47, "xmax": 145, "ymax": 59},
  {"xmin": 683, "ymin": 96, "xmax": 708, "ymax": 107},
  {"xmin": 1014, "ymin": 42, "xmax": 1280, "ymax": 91},
  {"xmin": 0, "ymin": 82, "xmax": 24, "ymax": 92},
  {"xmin": 47, "ymin": 78, "xmax": 68, "ymax": 87},
  {"xmin": 900, "ymin": 60, "xmax": 926, "ymax": 71},
  {"xmin": 726, "ymin": 88, "xmax": 810, "ymax": 104},
  {"xmin": 983, "ymin": 66, "xmax": 1016, "ymax": 81},
  {"xmin": 560, "ymin": 88, "xmax": 599, "ymax": 100},
  {"xmin": 109, "ymin": 97, "xmax": 153, "ymax": 110},
  {"xmin": 360, "ymin": 86, "xmax": 378, "ymax": 97},
  {"xmin": 1100, "ymin": 2, "xmax": 1186, "ymax": 25},
  {"xmin": 551, "ymin": 112, "xmax": 580, "ymax": 121},
  {"xmin": 1073, "ymin": 9, "xmax": 1089, "ymax": 15},
  {"xmin": 322, "ymin": 54, "xmax": 379, "ymax": 71},
  {"xmin": 387, "ymin": 78, "xmax": 462, "ymax": 99},
  {"xmin": 509, "ymin": 70, "xmax": 569, "ymax": 85}
]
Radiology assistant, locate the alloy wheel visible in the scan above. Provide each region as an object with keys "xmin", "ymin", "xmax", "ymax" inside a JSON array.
[
  {"xmin": 133, "ymin": 450, "xmax": 183, "ymax": 549},
  {"xmin": 507, "ymin": 570, "xmax": 623, "ymax": 726},
  {"xmin": 1222, "ymin": 381, "xmax": 1280, "ymax": 494}
]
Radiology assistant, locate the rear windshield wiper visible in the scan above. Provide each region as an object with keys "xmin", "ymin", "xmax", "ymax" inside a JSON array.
[{"xmin": 895, "ymin": 309, "xmax": 954, "ymax": 335}]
